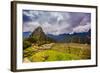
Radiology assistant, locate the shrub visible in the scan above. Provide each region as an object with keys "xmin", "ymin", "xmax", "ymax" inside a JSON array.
[{"xmin": 23, "ymin": 40, "xmax": 31, "ymax": 49}]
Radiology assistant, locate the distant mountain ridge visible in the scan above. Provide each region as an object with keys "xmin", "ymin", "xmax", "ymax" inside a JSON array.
[
  {"xmin": 23, "ymin": 31, "xmax": 31, "ymax": 38},
  {"xmin": 23, "ymin": 27, "xmax": 91, "ymax": 44},
  {"xmin": 47, "ymin": 30, "xmax": 91, "ymax": 44}
]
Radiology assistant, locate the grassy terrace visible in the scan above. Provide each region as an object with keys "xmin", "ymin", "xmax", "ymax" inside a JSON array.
[{"xmin": 23, "ymin": 43, "xmax": 91, "ymax": 63}]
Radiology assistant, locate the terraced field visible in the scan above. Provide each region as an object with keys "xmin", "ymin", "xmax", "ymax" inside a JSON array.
[{"xmin": 23, "ymin": 43, "xmax": 91, "ymax": 63}]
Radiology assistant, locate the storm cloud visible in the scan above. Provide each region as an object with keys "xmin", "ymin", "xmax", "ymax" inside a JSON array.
[{"xmin": 23, "ymin": 10, "xmax": 91, "ymax": 35}]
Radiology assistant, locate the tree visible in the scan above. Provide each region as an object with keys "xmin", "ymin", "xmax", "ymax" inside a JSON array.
[{"xmin": 23, "ymin": 40, "xmax": 31, "ymax": 49}]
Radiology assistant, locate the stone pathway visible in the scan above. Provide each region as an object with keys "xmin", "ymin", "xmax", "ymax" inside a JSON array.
[{"xmin": 39, "ymin": 43, "xmax": 54, "ymax": 50}]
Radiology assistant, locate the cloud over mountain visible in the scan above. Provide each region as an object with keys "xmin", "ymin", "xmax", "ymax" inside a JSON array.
[{"xmin": 23, "ymin": 10, "xmax": 91, "ymax": 35}]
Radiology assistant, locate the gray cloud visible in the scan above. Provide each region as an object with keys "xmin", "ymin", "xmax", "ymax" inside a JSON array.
[{"xmin": 23, "ymin": 10, "xmax": 91, "ymax": 35}]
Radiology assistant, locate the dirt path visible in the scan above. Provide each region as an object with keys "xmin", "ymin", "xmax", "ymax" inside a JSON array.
[{"xmin": 38, "ymin": 43, "xmax": 55, "ymax": 50}]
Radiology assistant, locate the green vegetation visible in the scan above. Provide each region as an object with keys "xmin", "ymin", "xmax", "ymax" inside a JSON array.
[
  {"xmin": 30, "ymin": 50, "xmax": 80, "ymax": 62},
  {"xmin": 23, "ymin": 27, "xmax": 91, "ymax": 63},
  {"xmin": 23, "ymin": 43, "xmax": 91, "ymax": 62},
  {"xmin": 23, "ymin": 40, "xmax": 31, "ymax": 49},
  {"xmin": 51, "ymin": 43, "xmax": 91, "ymax": 59}
]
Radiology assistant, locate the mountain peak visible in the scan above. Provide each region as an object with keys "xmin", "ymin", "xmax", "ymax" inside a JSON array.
[
  {"xmin": 28, "ymin": 26, "xmax": 55, "ymax": 45},
  {"xmin": 35, "ymin": 26, "xmax": 43, "ymax": 32},
  {"xmin": 29, "ymin": 26, "xmax": 45, "ymax": 37}
]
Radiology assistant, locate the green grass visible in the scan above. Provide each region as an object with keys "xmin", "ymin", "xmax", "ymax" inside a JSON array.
[
  {"xmin": 23, "ymin": 43, "xmax": 91, "ymax": 62},
  {"xmin": 30, "ymin": 50, "xmax": 80, "ymax": 62},
  {"xmin": 51, "ymin": 43, "xmax": 91, "ymax": 59},
  {"xmin": 23, "ymin": 46, "xmax": 38, "ymax": 58}
]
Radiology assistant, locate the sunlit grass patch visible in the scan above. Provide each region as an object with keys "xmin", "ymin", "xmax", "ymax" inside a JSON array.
[
  {"xmin": 30, "ymin": 50, "xmax": 80, "ymax": 62},
  {"xmin": 23, "ymin": 43, "xmax": 91, "ymax": 62}
]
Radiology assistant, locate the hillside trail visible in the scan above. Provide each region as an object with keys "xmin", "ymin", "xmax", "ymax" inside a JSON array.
[
  {"xmin": 23, "ymin": 43, "xmax": 55, "ymax": 63},
  {"xmin": 39, "ymin": 43, "xmax": 55, "ymax": 50}
]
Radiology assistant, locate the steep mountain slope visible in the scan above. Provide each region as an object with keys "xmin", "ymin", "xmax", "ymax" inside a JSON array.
[{"xmin": 24, "ymin": 26, "xmax": 55, "ymax": 46}]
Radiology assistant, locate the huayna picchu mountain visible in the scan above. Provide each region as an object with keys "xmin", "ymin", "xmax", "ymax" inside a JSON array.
[
  {"xmin": 26, "ymin": 26, "xmax": 55, "ymax": 46},
  {"xmin": 29, "ymin": 26, "xmax": 47, "ymax": 41}
]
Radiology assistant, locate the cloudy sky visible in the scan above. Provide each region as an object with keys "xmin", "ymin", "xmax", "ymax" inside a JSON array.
[{"xmin": 23, "ymin": 10, "xmax": 91, "ymax": 35}]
